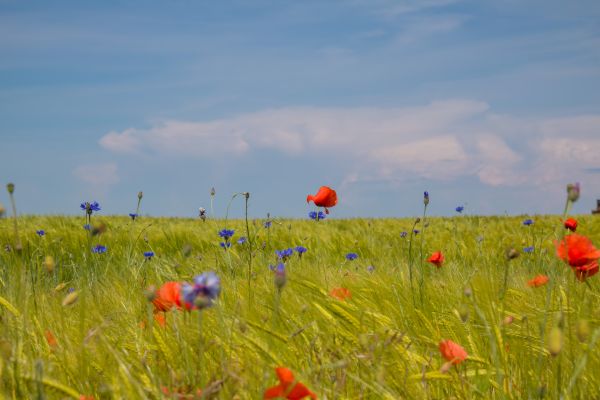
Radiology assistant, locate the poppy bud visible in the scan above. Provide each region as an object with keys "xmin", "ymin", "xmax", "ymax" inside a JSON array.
[
  {"xmin": 463, "ymin": 287, "xmax": 472, "ymax": 297},
  {"xmin": 506, "ymin": 248, "xmax": 519, "ymax": 260},
  {"xmin": 439, "ymin": 361, "xmax": 453, "ymax": 374},
  {"xmin": 503, "ymin": 315, "xmax": 514, "ymax": 325},
  {"xmin": 138, "ymin": 191, "xmax": 143, "ymax": 200},
  {"xmin": 548, "ymin": 327, "xmax": 563, "ymax": 356},
  {"xmin": 244, "ymin": 192, "xmax": 250, "ymax": 199},
  {"xmin": 210, "ymin": 187, "xmax": 216, "ymax": 196},
  {"xmin": 62, "ymin": 291, "xmax": 79, "ymax": 306},
  {"xmin": 44, "ymin": 255, "xmax": 55, "ymax": 273},
  {"xmin": 415, "ymin": 218, "xmax": 421, "ymax": 223},
  {"xmin": 458, "ymin": 304, "xmax": 469, "ymax": 322},
  {"xmin": 576, "ymin": 319, "xmax": 590, "ymax": 343},
  {"xmin": 54, "ymin": 282, "xmax": 67, "ymax": 292},
  {"xmin": 566, "ymin": 183, "xmax": 580, "ymax": 202},
  {"xmin": 6, "ymin": 183, "xmax": 14, "ymax": 194}
]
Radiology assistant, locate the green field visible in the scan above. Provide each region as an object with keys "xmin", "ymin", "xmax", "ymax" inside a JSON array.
[{"xmin": 1, "ymin": 212, "xmax": 600, "ymax": 399}]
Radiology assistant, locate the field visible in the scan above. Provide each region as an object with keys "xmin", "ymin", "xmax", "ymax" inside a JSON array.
[{"xmin": 1, "ymin": 209, "xmax": 600, "ymax": 399}]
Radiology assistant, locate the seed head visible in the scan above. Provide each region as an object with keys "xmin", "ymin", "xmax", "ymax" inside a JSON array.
[
  {"xmin": 506, "ymin": 248, "xmax": 519, "ymax": 260},
  {"xmin": 6, "ymin": 183, "xmax": 14, "ymax": 194},
  {"xmin": 567, "ymin": 182, "xmax": 580, "ymax": 202}
]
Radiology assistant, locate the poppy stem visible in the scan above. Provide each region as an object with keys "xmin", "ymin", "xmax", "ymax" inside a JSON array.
[
  {"xmin": 244, "ymin": 193, "xmax": 253, "ymax": 310},
  {"xmin": 7, "ymin": 183, "xmax": 22, "ymax": 252}
]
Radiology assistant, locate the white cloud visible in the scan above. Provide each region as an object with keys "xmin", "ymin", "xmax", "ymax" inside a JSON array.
[
  {"xmin": 99, "ymin": 100, "xmax": 600, "ymax": 189},
  {"xmin": 73, "ymin": 162, "xmax": 120, "ymax": 187}
]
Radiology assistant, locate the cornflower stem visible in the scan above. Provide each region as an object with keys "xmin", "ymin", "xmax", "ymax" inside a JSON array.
[
  {"xmin": 500, "ymin": 259, "xmax": 510, "ymax": 300},
  {"xmin": 407, "ymin": 219, "xmax": 419, "ymax": 307},
  {"xmin": 8, "ymin": 189, "xmax": 22, "ymax": 252},
  {"xmin": 244, "ymin": 195, "xmax": 253, "ymax": 309},
  {"xmin": 418, "ymin": 204, "xmax": 428, "ymax": 308},
  {"xmin": 198, "ymin": 311, "xmax": 205, "ymax": 395}
]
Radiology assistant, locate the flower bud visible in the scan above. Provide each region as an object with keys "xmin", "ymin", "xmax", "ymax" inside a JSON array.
[
  {"xmin": 458, "ymin": 304, "xmax": 469, "ymax": 322},
  {"xmin": 210, "ymin": 187, "xmax": 216, "ymax": 196},
  {"xmin": 244, "ymin": 192, "xmax": 250, "ymax": 200},
  {"xmin": 548, "ymin": 327, "xmax": 563, "ymax": 356},
  {"xmin": 576, "ymin": 319, "xmax": 590, "ymax": 343},
  {"xmin": 44, "ymin": 255, "xmax": 55, "ymax": 273},
  {"xmin": 6, "ymin": 183, "xmax": 14, "ymax": 194},
  {"xmin": 566, "ymin": 183, "xmax": 580, "ymax": 202},
  {"xmin": 62, "ymin": 291, "xmax": 79, "ymax": 306},
  {"xmin": 423, "ymin": 191, "xmax": 430, "ymax": 206},
  {"xmin": 138, "ymin": 191, "xmax": 143, "ymax": 200},
  {"xmin": 506, "ymin": 248, "xmax": 519, "ymax": 260},
  {"xmin": 503, "ymin": 315, "xmax": 514, "ymax": 326},
  {"xmin": 463, "ymin": 287, "xmax": 472, "ymax": 298}
]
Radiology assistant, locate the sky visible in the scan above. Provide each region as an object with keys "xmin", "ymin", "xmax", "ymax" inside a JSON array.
[{"xmin": 1, "ymin": 0, "xmax": 600, "ymax": 219}]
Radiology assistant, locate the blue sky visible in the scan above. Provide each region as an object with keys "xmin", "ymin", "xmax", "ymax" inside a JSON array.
[{"xmin": 1, "ymin": 0, "xmax": 600, "ymax": 218}]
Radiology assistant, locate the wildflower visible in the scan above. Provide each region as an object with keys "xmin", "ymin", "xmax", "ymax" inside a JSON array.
[
  {"xmin": 423, "ymin": 191, "xmax": 430, "ymax": 206},
  {"xmin": 129, "ymin": 213, "xmax": 138, "ymax": 221},
  {"xmin": 427, "ymin": 251, "xmax": 444, "ymax": 267},
  {"xmin": 527, "ymin": 274, "xmax": 549, "ymax": 288},
  {"xmin": 556, "ymin": 234, "xmax": 600, "ymax": 281},
  {"xmin": 36, "ymin": 230, "xmax": 45, "ymax": 236},
  {"xmin": 439, "ymin": 339, "xmax": 467, "ymax": 365},
  {"xmin": 564, "ymin": 218, "xmax": 577, "ymax": 232},
  {"xmin": 345, "ymin": 252, "xmax": 358, "ymax": 261},
  {"xmin": 264, "ymin": 221, "xmax": 272, "ymax": 229},
  {"xmin": 567, "ymin": 182, "xmax": 581, "ymax": 202},
  {"xmin": 153, "ymin": 282, "xmax": 183, "ymax": 312},
  {"xmin": 144, "ymin": 251, "xmax": 155, "ymax": 260},
  {"xmin": 181, "ymin": 271, "xmax": 221, "ymax": 310},
  {"xmin": 220, "ymin": 242, "xmax": 232, "ymax": 249},
  {"xmin": 83, "ymin": 224, "xmax": 91, "ymax": 231},
  {"xmin": 506, "ymin": 248, "xmax": 519, "ymax": 260},
  {"xmin": 413, "ymin": 229, "xmax": 420, "ymax": 235},
  {"xmin": 523, "ymin": 219, "xmax": 534, "ymax": 226},
  {"xmin": 80, "ymin": 201, "xmax": 101, "ymax": 214},
  {"xmin": 276, "ymin": 248, "xmax": 294, "ymax": 261},
  {"xmin": 330, "ymin": 287, "xmax": 352, "ymax": 301},
  {"xmin": 92, "ymin": 245, "xmax": 107, "ymax": 254},
  {"xmin": 308, "ymin": 211, "xmax": 326, "ymax": 220},
  {"xmin": 295, "ymin": 246, "xmax": 307, "ymax": 257},
  {"xmin": 455, "ymin": 206, "xmax": 464, "ymax": 213},
  {"xmin": 210, "ymin": 187, "xmax": 216, "ymax": 196},
  {"xmin": 523, "ymin": 246, "xmax": 535, "ymax": 254},
  {"xmin": 199, "ymin": 207, "xmax": 207, "ymax": 221},
  {"xmin": 237, "ymin": 236, "xmax": 247, "ymax": 245},
  {"xmin": 218, "ymin": 229, "xmax": 235, "ymax": 240},
  {"xmin": 306, "ymin": 186, "xmax": 337, "ymax": 214},
  {"xmin": 45, "ymin": 330, "xmax": 58, "ymax": 348},
  {"xmin": 264, "ymin": 367, "xmax": 316, "ymax": 400},
  {"xmin": 270, "ymin": 263, "xmax": 287, "ymax": 290},
  {"xmin": 400, "ymin": 231, "xmax": 408, "ymax": 238},
  {"xmin": 367, "ymin": 265, "xmax": 375, "ymax": 273}
]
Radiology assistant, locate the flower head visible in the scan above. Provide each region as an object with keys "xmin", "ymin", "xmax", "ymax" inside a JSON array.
[
  {"xmin": 556, "ymin": 234, "xmax": 600, "ymax": 281},
  {"xmin": 527, "ymin": 274, "xmax": 549, "ymax": 288},
  {"xmin": 567, "ymin": 182, "xmax": 581, "ymax": 202},
  {"xmin": 83, "ymin": 224, "xmax": 91, "ymax": 231},
  {"xmin": 129, "ymin": 213, "xmax": 138, "ymax": 221},
  {"xmin": 345, "ymin": 252, "xmax": 358, "ymax": 261},
  {"xmin": 523, "ymin": 246, "xmax": 535, "ymax": 254},
  {"xmin": 423, "ymin": 191, "xmax": 430, "ymax": 206},
  {"xmin": 306, "ymin": 186, "xmax": 337, "ymax": 214},
  {"xmin": 427, "ymin": 251, "xmax": 444, "ymax": 267},
  {"xmin": 92, "ymin": 245, "xmax": 107, "ymax": 254},
  {"xmin": 308, "ymin": 211, "xmax": 326, "ymax": 220},
  {"xmin": 439, "ymin": 339, "xmax": 467, "ymax": 365},
  {"xmin": 264, "ymin": 221, "xmax": 272, "ymax": 229},
  {"xmin": 564, "ymin": 218, "xmax": 577, "ymax": 232},
  {"xmin": 182, "ymin": 271, "xmax": 221, "ymax": 309},
  {"xmin": 218, "ymin": 229, "xmax": 235, "ymax": 240},
  {"xmin": 276, "ymin": 248, "xmax": 294, "ymax": 261},
  {"xmin": 220, "ymin": 242, "xmax": 232, "ymax": 249},
  {"xmin": 400, "ymin": 231, "xmax": 408, "ymax": 238},
  {"xmin": 36, "ymin": 230, "xmax": 45, "ymax": 236},
  {"xmin": 295, "ymin": 246, "xmax": 307, "ymax": 256},
  {"xmin": 153, "ymin": 281, "xmax": 183, "ymax": 312},
  {"xmin": 330, "ymin": 287, "xmax": 352, "ymax": 301},
  {"xmin": 455, "ymin": 206, "xmax": 464, "ymax": 213},
  {"xmin": 237, "ymin": 236, "xmax": 247, "ymax": 245},
  {"xmin": 413, "ymin": 229, "xmax": 420, "ymax": 235},
  {"xmin": 144, "ymin": 251, "xmax": 155, "ymax": 260},
  {"xmin": 523, "ymin": 219, "xmax": 534, "ymax": 226},
  {"xmin": 264, "ymin": 367, "xmax": 316, "ymax": 400},
  {"xmin": 80, "ymin": 201, "xmax": 101, "ymax": 214}
]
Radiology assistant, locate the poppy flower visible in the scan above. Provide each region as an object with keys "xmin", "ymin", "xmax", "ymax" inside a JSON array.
[
  {"xmin": 527, "ymin": 274, "xmax": 549, "ymax": 288},
  {"xmin": 329, "ymin": 287, "xmax": 351, "ymax": 301},
  {"xmin": 45, "ymin": 330, "xmax": 58, "ymax": 348},
  {"xmin": 264, "ymin": 367, "xmax": 316, "ymax": 400},
  {"xmin": 556, "ymin": 234, "xmax": 600, "ymax": 281},
  {"xmin": 439, "ymin": 339, "xmax": 467, "ymax": 365},
  {"xmin": 161, "ymin": 386, "xmax": 203, "ymax": 399},
  {"xmin": 427, "ymin": 251, "xmax": 444, "ymax": 267},
  {"xmin": 564, "ymin": 218, "xmax": 578, "ymax": 232},
  {"xmin": 306, "ymin": 186, "xmax": 337, "ymax": 214},
  {"xmin": 153, "ymin": 281, "xmax": 183, "ymax": 312}
]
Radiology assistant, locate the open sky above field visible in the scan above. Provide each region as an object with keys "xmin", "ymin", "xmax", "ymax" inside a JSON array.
[{"xmin": 1, "ymin": 0, "xmax": 600, "ymax": 218}]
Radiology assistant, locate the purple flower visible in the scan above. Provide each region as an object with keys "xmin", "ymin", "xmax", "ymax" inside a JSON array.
[
  {"xmin": 400, "ymin": 231, "xmax": 408, "ymax": 238},
  {"xmin": 83, "ymin": 224, "xmax": 91, "ymax": 231},
  {"xmin": 237, "ymin": 236, "xmax": 247, "ymax": 245},
  {"xmin": 144, "ymin": 251, "xmax": 155, "ymax": 260},
  {"xmin": 455, "ymin": 206, "xmax": 464, "ymax": 213},
  {"xmin": 80, "ymin": 201, "xmax": 101, "ymax": 214},
  {"xmin": 346, "ymin": 252, "xmax": 358, "ymax": 261},
  {"xmin": 295, "ymin": 246, "xmax": 307, "ymax": 256},
  {"xmin": 129, "ymin": 213, "xmax": 138, "ymax": 220},
  {"xmin": 523, "ymin": 246, "xmax": 534, "ymax": 254},
  {"xmin": 413, "ymin": 229, "xmax": 420, "ymax": 235},
  {"xmin": 92, "ymin": 245, "xmax": 107, "ymax": 254},
  {"xmin": 308, "ymin": 211, "xmax": 326, "ymax": 220},
  {"xmin": 264, "ymin": 221, "xmax": 272, "ymax": 229},
  {"xmin": 220, "ymin": 242, "xmax": 232, "ymax": 249},
  {"xmin": 218, "ymin": 229, "xmax": 235, "ymax": 240},
  {"xmin": 276, "ymin": 248, "xmax": 294, "ymax": 260},
  {"xmin": 270, "ymin": 262, "xmax": 287, "ymax": 290},
  {"xmin": 182, "ymin": 271, "xmax": 221, "ymax": 309},
  {"xmin": 423, "ymin": 191, "xmax": 430, "ymax": 206},
  {"xmin": 523, "ymin": 219, "xmax": 534, "ymax": 226},
  {"xmin": 36, "ymin": 230, "xmax": 45, "ymax": 236}
]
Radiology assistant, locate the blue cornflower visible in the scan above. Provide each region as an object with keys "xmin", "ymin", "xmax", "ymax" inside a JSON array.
[
  {"xmin": 83, "ymin": 224, "xmax": 91, "ymax": 231},
  {"xmin": 346, "ymin": 252, "xmax": 358, "ymax": 261},
  {"xmin": 413, "ymin": 229, "xmax": 420, "ymax": 235},
  {"xmin": 80, "ymin": 201, "xmax": 101, "ymax": 214},
  {"xmin": 276, "ymin": 248, "xmax": 294, "ymax": 260},
  {"xmin": 129, "ymin": 213, "xmax": 138, "ymax": 220},
  {"xmin": 218, "ymin": 229, "xmax": 235, "ymax": 240},
  {"xmin": 295, "ymin": 246, "xmax": 307, "ymax": 256},
  {"xmin": 92, "ymin": 245, "xmax": 107, "ymax": 254},
  {"xmin": 144, "ymin": 251, "xmax": 155, "ymax": 260},
  {"xmin": 264, "ymin": 221, "xmax": 272, "ymax": 229},
  {"xmin": 456, "ymin": 206, "xmax": 464, "ymax": 213},
  {"xmin": 523, "ymin": 246, "xmax": 535, "ymax": 254},
  {"xmin": 308, "ymin": 211, "xmax": 326, "ymax": 220},
  {"xmin": 523, "ymin": 219, "xmax": 534, "ymax": 226},
  {"xmin": 220, "ymin": 242, "xmax": 232, "ymax": 249},
  {"xmin": 182, "ymin": 271, "xmax": 221, "ymax": 309},
  {"xmin": 237, "ymin": 236, "xmax": 247, "ymax": 245},
  {"xmin": 270, "ymin": 262, "xmax": 287, "ymax": 290},
  {"xmin": 400, "ymin": 231, "xmax": 408, "ymax": 238},
  {"xmin": 36, "ymin": 230, "xmax": 45, "ymax": 236},
  {"xmin": 424, "ymin": 191, "xmax": 430, "ymax": 206},
  {"xmin": 67, "ymin": 287, "xmax": 75, "ymax": 293}
]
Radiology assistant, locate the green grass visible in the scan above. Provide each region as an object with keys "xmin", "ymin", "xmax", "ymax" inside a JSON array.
[{"xmin": 1, "ymin": 213, "xmax": 600, "ymax": 399}]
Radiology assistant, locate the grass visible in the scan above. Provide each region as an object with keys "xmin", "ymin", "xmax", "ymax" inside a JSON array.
[{"xmin": 0, "ymin": 213, "xmax": 600, "ymax": 399}]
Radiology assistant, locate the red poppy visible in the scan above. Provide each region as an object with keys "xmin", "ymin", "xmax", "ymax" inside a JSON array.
[
  {"xmin": 79, "ymin": 396, "xmax": 95, "ymax": 400},
  {"xmin": 161, "ymin": 386, "xmax": 203, "ymax": 399},
  {"xmin": 153, "ymin": 281, "xmax": 183, "ymax": 312},
  {"xmin": 527, "ymin": 274, "xmax": 549, "ymax": 288},
  {"xmin": 556, "ymin": 234, "xmax": 600, "ymax": 281},
  {"xmin": 427, "ymin": 251, "xmax": 444, "ymax": 267},
  {"xmin": 306, "ymin": 186, "xmax": 337, "ymax": 214},
  {"xmin": 564, "ymin": 218, "xmax": 578, "ymax": 232},
  {"xmin": 329, "ymin": 287, "xmax": 351, "ymax": 301},
  {"xmin": 439, "ymin": 340, "xmax": 467, "ymax": 365},
  {"xmin": 45, "ymin": 330, "xmax": 58, "ymax": 348},
  {"xmin": 140, "ymin": 313, "xmax": 167, "ymax": 329},
  {"xmin": 264, "ymin": 367, "xmax": 316, "ymax": 400}
]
